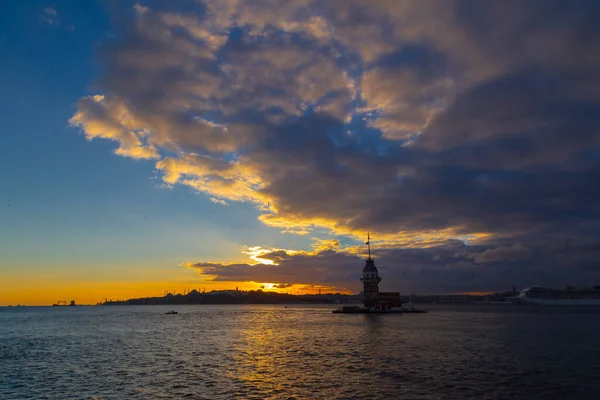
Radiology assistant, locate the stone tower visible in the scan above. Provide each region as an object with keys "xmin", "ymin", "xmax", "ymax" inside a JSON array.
[{"xmin": 360, "ymin": 233, "xmax": 381, "ymax": 307}]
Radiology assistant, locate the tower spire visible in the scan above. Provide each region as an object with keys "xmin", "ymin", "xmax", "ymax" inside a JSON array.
[{"xmin": 367, "ymin": 231, "xmax": 371, "ymax": 260}]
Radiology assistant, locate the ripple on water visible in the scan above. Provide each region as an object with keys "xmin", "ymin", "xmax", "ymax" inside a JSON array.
[{"xmin": 1, "ymin": 305, "xmax": 600, "ymax": 399}]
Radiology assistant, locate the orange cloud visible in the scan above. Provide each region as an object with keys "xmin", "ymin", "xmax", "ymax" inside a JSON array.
[{"xmin": 70, "ymin": 95, "xmax": 160, "ymax": 160}]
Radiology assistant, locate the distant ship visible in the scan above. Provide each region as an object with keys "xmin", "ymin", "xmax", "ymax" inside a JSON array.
[
  {"xmin": 514, "ymin": 286, "xmax": 600, "ymax": 305},
  {"xmin": 53, "ymin": 300, "xmax": 76, "ymax": 306}
]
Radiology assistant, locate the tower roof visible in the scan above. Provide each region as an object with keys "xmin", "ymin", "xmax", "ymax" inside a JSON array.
[{"xmin": 363, "ymin": 257, "xmax": 378, "ymax": 272}]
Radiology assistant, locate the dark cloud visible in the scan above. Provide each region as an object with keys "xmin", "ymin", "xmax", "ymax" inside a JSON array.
[
  {"xmin": 272, "ymin": 283, "xmax": 294, "ymax": 289},
  {"xmin": 72, "ymin": 0, "xmax": 600, "ymax": 292},
  {"xmin": 191, "ymin": 235, "xmax": 600, "ymax": 294},
  {"xmin": 470, "ymin": 243, "xmax": 533, "ymax": 264},
  {"xmin": 422, "ymin": 70, "xmax": 600, "ymax": 167},
  {"xmin": 192, "ymin": 248, "xmax": 359, "ymax": 288}
]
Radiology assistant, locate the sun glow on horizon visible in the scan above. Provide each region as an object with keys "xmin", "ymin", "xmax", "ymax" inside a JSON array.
[{"xmin": 0, "ymin": 275, "xmax": 352, "ymax": 306}]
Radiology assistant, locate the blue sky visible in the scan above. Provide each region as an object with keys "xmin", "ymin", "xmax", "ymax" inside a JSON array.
[
  {"xmin": 2, "ymin": 0, "xmax": 600, "ymax": 304},
  {"xmin": 0, "ymin": 1, "xmax": 318, "ymax": 304}
]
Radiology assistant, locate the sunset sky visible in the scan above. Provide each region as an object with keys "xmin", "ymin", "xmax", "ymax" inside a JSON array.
[{"xmin": 2, "ymin": 0, "xmax": 600, "ymax": 305}]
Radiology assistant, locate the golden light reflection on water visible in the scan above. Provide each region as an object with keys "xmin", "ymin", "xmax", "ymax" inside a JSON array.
[
  {"xmin": 230, "ymin": 311, "xmax": 283, "ymax": 393},
  {"xmin": 226, "ymin": 307, "xmax": 401, "ymax": 397}
]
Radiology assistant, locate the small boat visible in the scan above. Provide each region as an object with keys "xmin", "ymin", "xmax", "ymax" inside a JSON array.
[{"xmin": 166, "ymin": 310, "xmax": 178, "ymax": 315}]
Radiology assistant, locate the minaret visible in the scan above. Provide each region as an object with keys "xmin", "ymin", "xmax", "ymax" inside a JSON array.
[{"xmin": 360, "ymin": 232, "xmax": 381, "ymax": 308}]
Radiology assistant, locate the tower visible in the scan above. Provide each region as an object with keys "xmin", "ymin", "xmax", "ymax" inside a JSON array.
[{"xmin": 360, "ymin": 232, "xmax": 381, "ymax": 307}]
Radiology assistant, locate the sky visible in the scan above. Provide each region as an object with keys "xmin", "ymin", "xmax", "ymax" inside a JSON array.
[{"xmin": 1, "ymin": 0, "xmax": 600, "ymax": 305}]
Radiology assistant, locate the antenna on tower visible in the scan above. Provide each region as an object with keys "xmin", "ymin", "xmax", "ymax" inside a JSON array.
[{"xmin": 366, "ymin": 232, "xmax": 371, "ymax": 260}]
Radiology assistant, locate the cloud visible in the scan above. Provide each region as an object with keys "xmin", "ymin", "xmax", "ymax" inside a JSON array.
[
  {"xmin": 187, "ymin": 246, "xmax": 360, "ymax": 289},
  {"xmin": 272, "ymin": 283, "xmax": 293, "ymax": 289},
  {"xmin": 187, "ymin": 233, "xmax": 600, "ymax": 293},
  {"xmin": 419, "ymin": 70, "xmax": 600, "ymax": 169},
  {"xmin": 69, "ymin": 95, "xmax": 160, "ymax": 160},
  {"xmin": 470, "ymin": 243, "xmax": 533, "ymax": 264},
  {"xmin": 71, "ymin": 1, "xmax": 600, "ymax": 291},
  {"xmin": 43, "ymin": 7, "xmax": 59, "ymax": 25},
  {"xmin": 209, "ymin": 197, "xmax": 229, "ymax": 206}
]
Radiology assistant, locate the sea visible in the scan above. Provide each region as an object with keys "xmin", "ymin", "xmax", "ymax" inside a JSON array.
[{"xmin": 1, "ymin": 304, "xmax": 599, "ymax": 400}]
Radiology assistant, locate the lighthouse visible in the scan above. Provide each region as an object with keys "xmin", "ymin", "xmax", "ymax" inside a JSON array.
[
  {"xmin": 359, "ymin": 233, "xmax": 403, "ymax": 311},
  {"xmin": 332, "ymin": 233, "xmax": 421, "ymax": 313},
  {"xmin": 360, "ymin": 232, "xmax": 381, "ymax": 307}
]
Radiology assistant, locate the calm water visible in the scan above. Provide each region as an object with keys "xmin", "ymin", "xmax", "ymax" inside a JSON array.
[{"xmin": 1, "ymin": 304, "xmax": 599, "ymax": 400}]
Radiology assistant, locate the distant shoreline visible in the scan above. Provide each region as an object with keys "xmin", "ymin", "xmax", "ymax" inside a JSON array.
[
  {"xmin": 97, "ymin": 289, "xmax": 516, "ymax": 306},
  {"xmin": 3, "ymin": 290, "xmax": 518, "ymax": 307}
]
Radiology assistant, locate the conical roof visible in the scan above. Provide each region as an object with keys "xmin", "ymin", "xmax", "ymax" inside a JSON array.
[{"xmin": 363, "ymin": 258, "xmax": 378, "ymax": 272}]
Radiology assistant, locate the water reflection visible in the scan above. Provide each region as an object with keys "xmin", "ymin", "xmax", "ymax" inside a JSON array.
[{"xmin": 1, "ymin": 304, "xmax": 599, "ymax": 399}]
